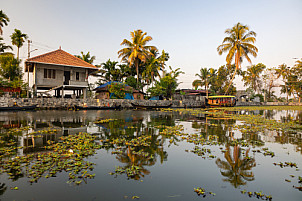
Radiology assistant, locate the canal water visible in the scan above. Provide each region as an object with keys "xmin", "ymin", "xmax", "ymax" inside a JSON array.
[{"xmin": 0, "ymin": 108, "xmax": 301, "ymax": 201}]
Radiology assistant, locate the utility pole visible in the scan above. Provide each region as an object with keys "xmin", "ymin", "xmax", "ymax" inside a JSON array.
[{"xmin": 27, "ymin": 40, "xmax": 31, "ymax": 98}]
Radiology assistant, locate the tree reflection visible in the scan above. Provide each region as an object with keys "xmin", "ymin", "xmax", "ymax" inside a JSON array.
[{"xmin": 215, "ymin": 144, "xmax": 256, "ymax": 188}]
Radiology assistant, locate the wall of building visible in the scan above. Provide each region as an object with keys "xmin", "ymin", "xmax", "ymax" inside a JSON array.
[{"xmin": 35, "ymin": 64, "xmax": 87, "ymax": 88}]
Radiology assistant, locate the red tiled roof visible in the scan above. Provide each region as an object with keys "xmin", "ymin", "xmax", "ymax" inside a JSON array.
[{"xmin": 26, "ymin": 49, "xmax": 97, "ymax": 69}]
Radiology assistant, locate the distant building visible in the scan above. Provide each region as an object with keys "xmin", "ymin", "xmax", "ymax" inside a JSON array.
[
  {"xmin": 25, "ymin": 48, "xmax": 98, "ymax": 98},
  {"xmin": 94, "ymin": 81, "xmax": 144, "ymax": 100},
  {"xmin": 174, "ymin": 89, "xmax": 209, "ymax": 100}
]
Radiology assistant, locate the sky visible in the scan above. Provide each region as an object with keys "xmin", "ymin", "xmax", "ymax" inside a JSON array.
[{"xmin": 1, "ymin": 0, "xmax": 302, "ymax": 91}]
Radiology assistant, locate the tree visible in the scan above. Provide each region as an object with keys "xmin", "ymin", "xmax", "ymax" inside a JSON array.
[
  {"xmin": 10, "ymin": 29, "xmax": 28, "ymax": 59},
  {"xmin": 0, "ymin": 10, "xmax": 9, "ymax": 35},
  {"xmin": 287, "ymin": 60, "xmax": 302, "ymax": 103},
  {"xmin": 217, "ymin": 22, "xmax": 258, "ymax": 94},
  {"xmin": 0, "ymin": 37, "xmax": 13, "ymax": 53},
  {"xmin": 275, "ymin": 64, "xmax": 290, "ymax": 102},
  {"xmin": 0, "ymin": 53, "xmax": 22, "ymax": 81},
  {"xmin": 147, "ymin": 66, "xmax": 184, "ymax": 99},
  {"xmin": 242, "ymin": 63, "xmax": 266, "ymax": 94},
  {"xmin": 192, "ymin": 67, "xmax": 211, "ymax": 98},
  {"xmin": 75, "ymin": 51, "xmax": 95, "ymax": 64},
  {"xmin": 210, "ymin": 65, "xmax": 237, "ymax": 95},
  {"xmin": 262, "ymin": 68, "xmax": 278, "ymax": 101},
  {"xmin": 118, "ymin": 29, "xmax": 157, "ymax": 88}
]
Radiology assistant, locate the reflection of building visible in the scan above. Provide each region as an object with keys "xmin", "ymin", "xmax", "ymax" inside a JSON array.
[{"xmin": 25, "ymin": 48, "xmax": 98, "ymax": 98}]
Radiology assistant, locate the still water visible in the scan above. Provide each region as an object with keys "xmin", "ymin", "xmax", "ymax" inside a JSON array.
[{"xmin": 0, "ymin": 108, "xmax": 301, "ymax": 201}]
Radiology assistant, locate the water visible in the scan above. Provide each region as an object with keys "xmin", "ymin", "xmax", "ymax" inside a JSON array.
[{"xmin": 0, "ymin": 108, "xmax": 301, "ymax": 201}]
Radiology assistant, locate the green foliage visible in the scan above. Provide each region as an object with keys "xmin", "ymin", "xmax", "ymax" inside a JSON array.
[
  {"xmin": 108, "ymin": 82, "xmax": 133, "ymax": 99},
  {"xmin": 10, "ymin": 29, "xmax": 28, "ymax": 58},
  {"xmin": 125, "ymin": 76, "xmax": 141, "ymax": 90},
  {"xmin": 210, "ymin": 65, "xmax": 237, "ymax": 95},
  {"xmin": 242, "ymin": 63, "xmax": 266, "ymax": 93},
  {"xmin": 75, "ymin": 51, "xmax": 95, "ymax": 64},
  {"xmin": 0, "ymin": 54, "xmax": 22, "ymax": 81},
  {"xmin": 147, "ymin": 67, "xmax": 183, "ymax": 99},
  {"xmin": 0, "ymin": 10, "xmax": 10, "ymax": 35},
  {"xmin": 0, "ymin": 37, "xmax": 13, "ymax": 53}
]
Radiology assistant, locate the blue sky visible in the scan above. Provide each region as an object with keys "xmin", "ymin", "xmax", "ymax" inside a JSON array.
[{"xmin": 1, "ymin": 0, "xmax": 302, "ymax": 89}]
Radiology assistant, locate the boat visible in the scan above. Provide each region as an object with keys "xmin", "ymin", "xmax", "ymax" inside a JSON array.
[
  {"xmin": 131, "ymin": 103, "xmax": 172, "ymax": 109},
  {"xmin": 0, "ymin": 105, "xmax": 37, "ymax": 111},
  {"xmin": 75, "ymin": 105, "xmax": 121, "ymax": 110},
  {"xmin": 206, "ymin": 95, "xmax": 236, "ymax": 107}
]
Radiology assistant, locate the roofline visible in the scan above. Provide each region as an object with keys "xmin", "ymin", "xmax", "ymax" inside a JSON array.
[{"xmin": 25, "ymin": 61, "xmax": 98, "ymax": 70}]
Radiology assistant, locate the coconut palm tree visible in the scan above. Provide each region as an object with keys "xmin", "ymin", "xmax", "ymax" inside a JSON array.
[
  {"xmin": 10, "ymin": 29, "xmax": 28, "ymax": 59},
  {"xmin": 217, "ymin": 22, "xmax": 258, "ymax": 94},
  {"xmin": 0, "ymin": 37, "xmax": 13, "ymax": 53},
  {"xmin": 0, "ymin": 10, "xmax": 9, "ymax": 35},
  {"xmin": 275, "ymin": 64, "xmax": 290, "ymax": 102},
  {"xmin": 118, "ymin": 29, "xmax": 157, "ymax": 88},
  {"xmin": 192, "ymin": 67, "xmax": 211, "ymax": 98},
  {"xmin": 75, "ymin": 51, "xmax": 95, "ymax": 64},
  {"xmin": 242, "ymin": 63, "xmax": 266, "ymax": 94}
]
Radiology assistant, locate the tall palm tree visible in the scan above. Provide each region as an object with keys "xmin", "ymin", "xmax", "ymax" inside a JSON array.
[
  {"xmin": 0, "ymin": 37, "xmax": 13, "ymax": 53},
  {"xmin": 275, "ymin": 64, "xmax": 290, "ymax": 102},
  {"xmin": 0, "ymin": 10, "xmax": 9, "ymax": 35},
  {"xmin": 143, "ymin": 49, "xmax": 162, "ymax": 87},
  {"xmin": 242, "ymin": 63, "xmax": 266, "ymax": 94},
  {"xmin": 118, "ymin": 29, "xmax": 157, "ymax": 88},
  {"xmin": 217, "ymin": 22, "xmax": 258, "ymax": 94},
  {"xmin": 192, "ymin": 67, "xmax": 211, "ymax": 98},
  {"xmin": 10, "ymin": 29, "xmax": 28, "ymax": 59},
  {"xmin": 75, "ymin": 51, "xmax": 95, "ymax": 64}
]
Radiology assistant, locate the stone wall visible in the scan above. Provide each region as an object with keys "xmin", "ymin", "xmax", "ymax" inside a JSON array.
[{"xmin": 0, "ymin": 97, "xmax": 206, "ymax": 109}]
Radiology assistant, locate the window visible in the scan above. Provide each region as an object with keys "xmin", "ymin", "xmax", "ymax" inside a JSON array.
[
  {"xmin": 48, "ymin": 69, "xmax": 52, "ymax": 78},
  {"xmin": 76, "ymin": 72, "xmax": 79, "ymax": 81},
  {"xmin": 44, "ymin": 69, "xmax": 56, "ymax": 79}
]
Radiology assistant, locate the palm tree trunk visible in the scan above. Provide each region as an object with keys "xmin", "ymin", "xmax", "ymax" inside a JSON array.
[
  {"xmin": 285, "ymin": 85, "xmax": 288, "ymax": 102},
  {"xmin": 135, "ymin": 60, "xmax": 139, "ymax": 89},
  {"xmin": 225, "ymin": 67, "xmax": 237, "ymax": 95},
  {"xmin": 17, "ymin": 47, "xmax": 19, "ymax": 59},
  {"xmin": 225, "ymin": 51, "xmax": 239, "ymax": 95}
]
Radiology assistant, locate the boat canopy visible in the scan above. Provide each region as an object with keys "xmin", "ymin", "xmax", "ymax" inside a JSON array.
[{"xmin": 208, "ymin": 95, "xmax": 236, "ymax": 99}]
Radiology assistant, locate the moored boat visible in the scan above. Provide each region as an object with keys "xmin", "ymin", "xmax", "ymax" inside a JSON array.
[
  {"xmin": 206, "ymin": 95, "xmax": 236, "ymax": 107},
  {"xmin": 75, "ymin": 105, "xmax": 121, "ymax": 110},
  {"xmin": 0, "ymin": 105, "xmax": 37, "ymax": 111},
  {"xmin": 131, "ymin": 103, "xmax": 172, "ymax": 109}
]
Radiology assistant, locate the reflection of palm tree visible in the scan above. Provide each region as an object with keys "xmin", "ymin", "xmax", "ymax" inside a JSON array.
[
  {"xmin": 115, "ymin": 146, "xmax": 155, "ymax": 180},
  {"xmin": 0, "ymin": 183, "xmax": 7, "ymax": 195},
  {"xmin": 216, "ymin": 144, "xmax": 256, "ymax": 188}
]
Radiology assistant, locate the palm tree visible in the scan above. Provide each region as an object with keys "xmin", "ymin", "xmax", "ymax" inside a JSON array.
[
  {"xmin": 242, "ymin": 63, "xmax": 266, "ymax": 94},
  {"xmin": 143, "ymin": 49, "xmax": 162, "ymax": 87},
  {"xmin": 100, "ymin": 59, "xmax": 119, "ymax": 82},
  {"xmin": 0, "ymin": 10, "xmax": 9, "ymax": 35},
  {"xmin": 192, "ymin": 67, "xmax": 211, "ymax": 98},
  {"xmin": 118, "ymin": 29, "xmax": 157, "ymax": 88},
  {"xmin": 75, "ymin": 51, "xmax": 95, "ymax": 64},
  {"xmin": 0, "ymin": 37, "xmax": 13, "ymax": 53},
  {"xmin": 10, "ymin": 29, "xmax": 28, "ymax": 59},
  {"xmin": 275, "ymin": 64, "xmax": 290, "ymax": 102},
  {"xmin": 217, "ymin": 22, "xmax": 258, "ymax": 94}
]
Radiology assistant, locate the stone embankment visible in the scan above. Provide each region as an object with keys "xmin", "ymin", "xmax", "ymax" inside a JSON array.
[
  {"xmin": 236, "ymin": 102, "xmax": 302, "ymax": 106},
  {"xmin": 0, "ymin": 97, "xmax": 206, "ymax": 109}
]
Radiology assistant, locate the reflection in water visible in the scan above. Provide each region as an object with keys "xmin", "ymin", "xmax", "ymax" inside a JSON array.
[{"xmin": 216, "ymin": 144, "xmax": 256, "ymax": 188}]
